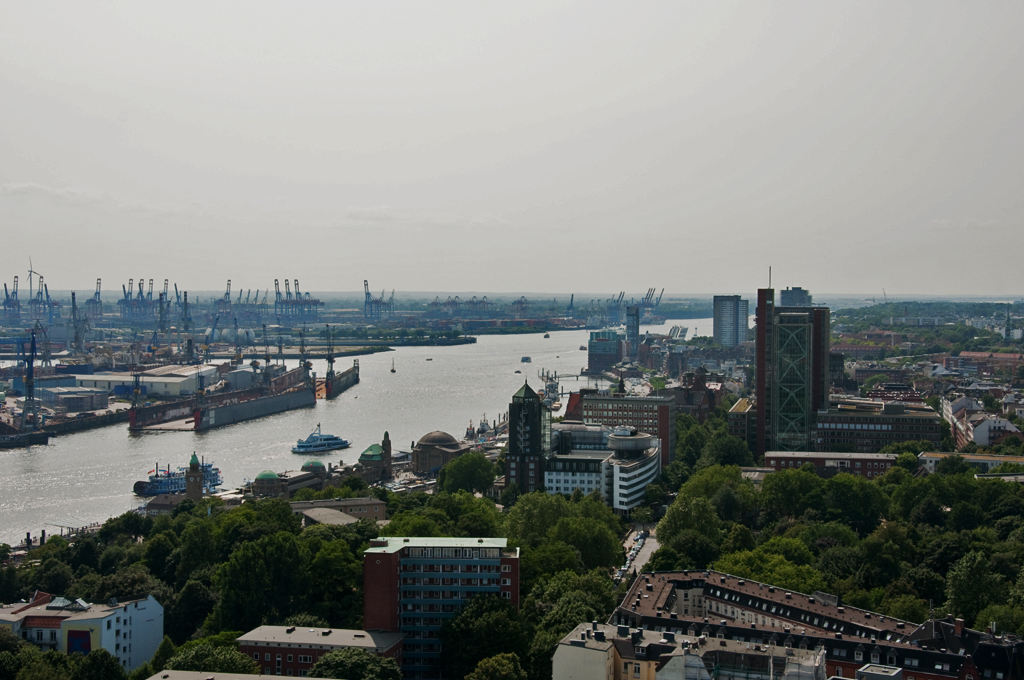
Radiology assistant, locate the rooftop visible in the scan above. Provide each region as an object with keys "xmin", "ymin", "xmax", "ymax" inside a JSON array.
[
  {"xmin": 364, "ymin": 537, "xmax": 511, "ymax": 554},
  {"xmin": 766, "ymin": 451, "xmax": 897, "ymax": 460},
  {"xmin": 237, "ymin": 625, "xmax": 403, "ymax": 651}
]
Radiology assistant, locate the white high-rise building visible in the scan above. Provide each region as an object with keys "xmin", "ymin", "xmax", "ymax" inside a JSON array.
[{"xmin": 713, "ymin": 295, "xmax": 749, "ymax": 346}]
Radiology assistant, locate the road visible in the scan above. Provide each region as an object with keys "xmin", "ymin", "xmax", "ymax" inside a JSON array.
[{"xmin": 619, "ymin": 527, "xmax": 660, "ymax": 579}]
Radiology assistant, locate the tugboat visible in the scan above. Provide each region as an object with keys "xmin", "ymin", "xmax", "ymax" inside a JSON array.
[
  {"xmin": 291, "ymin": 423, "xmax": 350, "ymax": 454},
  {"xmin": 133, "ymin": 454, "xmax": 222, "ymax": 496}
]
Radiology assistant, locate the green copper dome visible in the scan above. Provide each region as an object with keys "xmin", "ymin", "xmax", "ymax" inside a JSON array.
[
  {"xmin": 302, "ymin": 460, "xmax": 326, "ymax": 470},
  {"xmin": 190, "ymin": 452, "xmax": 200, "ymax": 465},
  {"xmin": 255, "ymin": 470, "xmax": 278, "ymax": 481}
]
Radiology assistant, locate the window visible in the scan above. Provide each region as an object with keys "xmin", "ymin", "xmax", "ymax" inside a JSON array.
[
  {"xmin": 502, "ymin": 592, "xmax": 511, "ymax": 599},
  {"xmin": 265, "ymin": 654, "xmax": 271, "ymax": 661},
  {"xmin": 107, "ymin": 621, "xmax": 112, "ymax": 630},
  {"xmin": 253, "ymin": 653, "xmax": 259, "ymax": 660},
  {"xmin": 633, "ymin": 664, "xmax": 641, "ymax": 677},
  {"xmin": 298, "ymin": 655, "xmax": 313, "ymax": 663},
  {"xmin": 288, "ymin": 655, "xmax": 293, "ymax": 662},
  {"xmin": 501, "ymin": 578, "xmax": 511, "ymax": 586},
  {"xmin": 855, "ymin": 652, "xmax": 863, "ymax": 661}
]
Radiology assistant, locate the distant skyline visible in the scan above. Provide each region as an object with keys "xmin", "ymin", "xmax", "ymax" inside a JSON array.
[{"xmin": 2, "ymin": 2, "xmax": 1022, "ymax": 295}]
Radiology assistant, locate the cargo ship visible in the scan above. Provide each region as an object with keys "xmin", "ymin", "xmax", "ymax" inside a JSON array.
[
  {"xmin": 128, "ymin": 362, "xmax": 316, "ymax": 432},
  {"xmin": 133, "ymin": 455, "xmax": 223, "ymax": 496}
]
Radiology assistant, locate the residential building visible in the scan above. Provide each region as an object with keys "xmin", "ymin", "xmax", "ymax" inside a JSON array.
[
  {"xmin": 579, "ymin": 393, "xmax": 675, "ymax": 466},
  {"xmin": 713, "ymin": 296, "xmax": 749, "ymax": 347},
  {"xmin": 755, "ymin": 289, "xmax": 831, "ymax": 455},
  {"xmin": 552, "ymin": 621, "xmax": 826, "ymax": 680},
  {"xmin": 765, "ymin": 451, "xmax": 897, "ymax": 479},
  {"xmin": 363, "ymin": 537, "xmax": 520, "ymax": 679},
  {"xmin": 918, "ymin": 452, "xmax": 1024, "ymax": 475},
  {"xmin": 951, "ymin": 412, "xmax": 1021, "ymax": 450},
  {"xmin": 507, "ymin": 381, "xmax": 551, "ymax": 493},
  {"xmin": 727, "ymin": 399, "xmax": 757, "ymax": 452},
  {"xmin": 812, "ymin": 399, "xmax": 942, "ymax": 453},
  {"xmin": 613, "ymin": 571, "xmax": 1024, "ymax": 680},
  {"xmin": 653, "ymin": 368, "xmax": 724, "ymax": 424},
  {"xmin": 780, "ymin": 287, "xmax": 813, "ymax": 307},
  {"xmin": 0, "ymin": 593, "xmax": 163, "ymax": 672},
  {"xmin": 627, "ymin": 306, "xmax": 641, "ymax": 362},
  {"xmin": 547, "ymin": 423, "xmax": 662, "ymax": 514},
  {"xmin": 237, "ymin": 625, "xmax": 403, "ymax": 677}
]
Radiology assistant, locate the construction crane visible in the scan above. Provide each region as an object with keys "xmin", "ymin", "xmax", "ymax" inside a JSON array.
[
  {"xmin": 20, "ymin": 331, "xmax": 38, "ymax": 432},
  {"xmin": 34, "ymin": 321, "xmax": 52, "ymax": 368},
  {"xmin": 3, "ymin": 276, "xmax": 21, "ymax": 325},
  {"xmin": 363, "ymin": 280, "xmax": 395, "ymax": 319}
]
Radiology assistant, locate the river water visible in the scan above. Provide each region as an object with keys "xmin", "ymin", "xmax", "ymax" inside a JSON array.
[{"xmin": 0, "ymin": 320, "xmax": 712, "ymax": 544}]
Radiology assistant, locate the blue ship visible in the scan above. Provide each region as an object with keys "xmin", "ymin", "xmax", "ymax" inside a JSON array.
[{"xmin": 133, "ymin": 457, "xmax": 223, "ymax": 496}]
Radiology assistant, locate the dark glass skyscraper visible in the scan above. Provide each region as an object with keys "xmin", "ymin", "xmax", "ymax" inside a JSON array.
[{"xmin": 755, "ymin": 288, "xmax": 830, "ymax": 455}]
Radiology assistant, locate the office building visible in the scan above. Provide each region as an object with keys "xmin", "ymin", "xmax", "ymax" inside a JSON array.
[
  {"xmin": 363, "ymin": 537, "xmax": 520, "ymax": 679},
  {"xmin": 713, "ymin": 296, "xmax": 749, "ymax": 347},
  {"xmin": 812, "ymin": 399, "xmax": 942, "ymax": 453},
  {"xmin": 588, "ymin": 330, "xmax": 623, "ymax": 373},
  {"xmin": 626, "ymin": 305, "xmax": 640, "ymax": 361},
  {"xmin": 755, "ymin": 289, "xmax": 831, "ymax": 455},
  {"xmin": 547, "ymin": 423, "xmax": 661, "ymax": 514},
  {"xmin": 506, "ymin": 382, "xmax": 551, "ymax": 493},
  {"xmin": 238, "ymin": 626, "xmax": 403, "ymax": 677},
  {"xmin": 780, "ymin": 286, "xmax": 813, "ymax": 306},
  {"xmin": 765, "ymin": 451, "xmax": 897, "ymax": 478},
  {"xmin": 0, "ymin": 593, "xmax": 164, "ymax": 672},
  {"xmin": 579, "ymin": 393, "xmax": 675, "ymax": 466}
]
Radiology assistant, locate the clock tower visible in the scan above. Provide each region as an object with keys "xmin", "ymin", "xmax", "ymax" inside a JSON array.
[{"xmin": 185, "ymin": 452, "xmax": 203, "ymax": 502}]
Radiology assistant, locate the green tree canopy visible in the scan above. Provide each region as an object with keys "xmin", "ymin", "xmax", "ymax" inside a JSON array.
[
  {"xmin": 69, "ymin": 649, "xmax": 127, "ymax": 680},
  {"xmin": 165, "ymin": 644, "xmax": 259, "ymax": 674},
  {"xmin": 308, "ymin": 648, "xmax": 401, "ymax": 680},
  {"xmin": 439, "ymin": 595, "xmax": 529, "ymax": 680},
  {"xmin": 438, "ymin": 453, "xmax": 497, "ymax": 494},
  {"xmin": 466, "ymin": 653, "xmax": 528, "ymax": 680}
]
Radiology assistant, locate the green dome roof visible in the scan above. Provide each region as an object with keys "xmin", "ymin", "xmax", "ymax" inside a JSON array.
[
  {"xmin": 190, "ymin": 453, "xmax": 200, "ymax": 465},
  {"xmin": 303, "ymin": 460, "xmax": 326, "ymax": 469},
  {"xmin": 255, "ymin": 470, "xmax": 278, "ymax": 481}
]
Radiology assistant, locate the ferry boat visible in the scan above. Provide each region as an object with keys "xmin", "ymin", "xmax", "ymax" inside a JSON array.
[
  {"xmin": 291, "ymin": 423, "xmax": 350, "ymax": 454},
  {"xmin": 133, "ymin": 455, "xmax": 222, "ymax": 496}
]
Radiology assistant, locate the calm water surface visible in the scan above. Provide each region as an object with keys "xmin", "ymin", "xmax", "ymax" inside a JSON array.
[{"xmin": 0, "ymin": 320, "xmax": 710, "ymax": 544}]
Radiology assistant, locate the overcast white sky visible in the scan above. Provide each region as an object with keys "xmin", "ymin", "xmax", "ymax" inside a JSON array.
[{"xmin": 1, "ymin": 2, "xmax": 1022, "ymax": 297}]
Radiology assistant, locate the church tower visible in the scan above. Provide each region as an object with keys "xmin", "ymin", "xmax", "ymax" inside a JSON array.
[{"xmin": 185, "ymin": 452, "xmax": 203, "ymax": 502}]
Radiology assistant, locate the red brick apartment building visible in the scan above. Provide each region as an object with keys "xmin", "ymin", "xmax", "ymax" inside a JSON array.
[
  {"xmin": 363, "ymin": 537, "xmax": 520, "ymax": 679},
  {"xmin": 237, "ymin": 626, "xmax": 403, "ymax": 677}
]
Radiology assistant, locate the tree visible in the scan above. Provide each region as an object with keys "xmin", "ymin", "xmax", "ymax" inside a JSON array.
[
  {"xmin": 150, "ymin": 636, "xmax": 177, "ymax": 672},
  {"xmin": 438, "ymin": 453, "xmax": 496, "ymax": 494},
  {"xmin": 166, "ymin": 644, "xmax": 259, "ymax": 674},
  {"xmin": 657, "ymin": 494, "xmax": 720, "ymax": 546},
  {"xmin": 284, "ymin": 613, "xmax": 329, "ymax": 628},
  {"xmin": 546, "ymin": 517, "xmax": 621, "ymax": 571},
  {"xmin": 936, "ymin": 455, "xmax": 971, "ymax": 476},
  {"xmin": 466, "ymin": 653, "xmax": 528, "ymax": 680},
  {"xmin": 945, "ymin": 551, "xmax": 1000, "ymax": 623},
  {"xmin": 760, "ymin": 468, "xmax": 823, "ymax": 519},
  {"xmin": 0, "ymin": 627, "xmax": 22, "ymax": 654},
  {"xmin": 697, "ymin": 434, "xmax": 753, "ymax": 468},
  {"xmin": 309, "ymin": 648, "xmax": 400, "ymax": 680},
  {"xmin": 631, "ymin": 507, "xmax": 654, "ymax": 531},
  {"xmin": 505, "ymin": 494, "xmax": 572, "ymax": 547},
  {"xmin": 439, "ymin": 595, "xmax": 529, "ymax": 680},
  {"xmin": 70, "ymin": 649, "xmax": 127, "ymax": 680}
]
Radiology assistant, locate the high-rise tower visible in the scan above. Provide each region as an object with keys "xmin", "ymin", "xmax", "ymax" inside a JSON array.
[
  {"xmin": 755, "ymin": 289, "xmax": 830, "ymax": 455},
  {"xmin": 713, "ymin": 296, "xmax": 749, "ymax": 346},
  {"xmin": 507, "ymin": 381, "xmax": 551, "ymax": 493},
  {"xmin": 185, "ymin": 452, "xmax": 203, "ymax": 502}
]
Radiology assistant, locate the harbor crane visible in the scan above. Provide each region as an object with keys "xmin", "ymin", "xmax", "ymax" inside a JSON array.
[
  {"xmin": 363, "ymin": 280, "xmax": 395, "ymax": 320},
  {"xmin": 84, "ymin": 278, "xmax": 102, "ymax": 320},
  {"xmin": 3, "ymin": 276, "xmax": 21, "ymax": 325}
]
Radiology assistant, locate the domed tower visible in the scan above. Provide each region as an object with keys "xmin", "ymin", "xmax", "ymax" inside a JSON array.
[{"xmin": 185, "ymin": 452, "xmax": 203, "ymax": 502}]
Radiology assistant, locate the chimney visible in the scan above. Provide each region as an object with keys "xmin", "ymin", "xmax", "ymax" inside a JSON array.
[
  {"xmin": 955, "ymin": 618, "xmax": 964, "ymax": 636},
  {"xmin": 594, "ymin": 631, "xmax": 606, "ymax": 642}
]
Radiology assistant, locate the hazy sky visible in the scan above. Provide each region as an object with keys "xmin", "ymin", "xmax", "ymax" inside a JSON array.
[{"xmin": 1, "ymin": 2, "xmax": 1022, "ymax": 297}]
